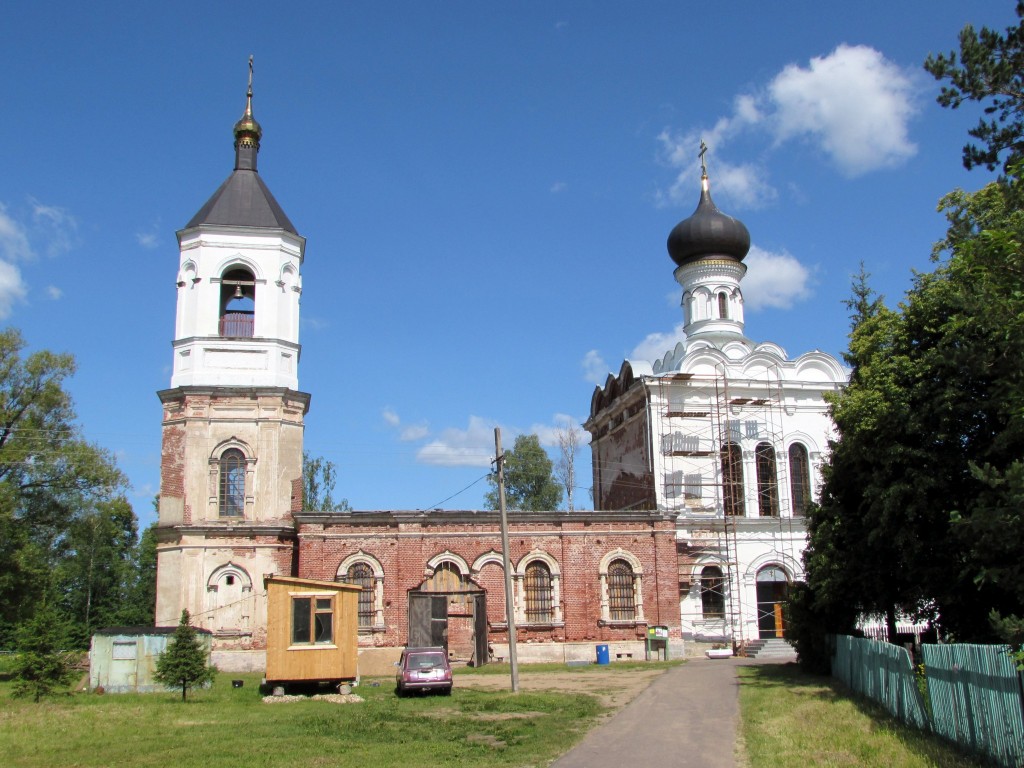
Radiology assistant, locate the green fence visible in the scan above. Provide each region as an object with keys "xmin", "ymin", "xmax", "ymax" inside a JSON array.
[
  {"xmin": 833, "ymin": 636, "xmax": 1024, "ymax": 767},
  {"xmin": 832, "ymin": 634, "xmax": 930, "ymax": 729},
  {"xmin": 922, "ymin": 643, "xmax": 1024, "ymax": 767}
]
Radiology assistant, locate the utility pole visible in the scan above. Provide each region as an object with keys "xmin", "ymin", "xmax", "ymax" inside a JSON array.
[{"xmin": 494, "ymin": 427, "xmax": 520, "ymax": 692}]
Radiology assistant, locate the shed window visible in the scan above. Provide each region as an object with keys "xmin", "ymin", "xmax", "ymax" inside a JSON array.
[
  {"xmin": 607, "ymin": 560, "xmax": 636, "ymax": 621},
  {"xmin": 292, "ymin": 596, "xmax": 333, "ymax": 645},
  {"xmin": 112, "ymin": 641, "xmax": 137, "ymax": 660}
]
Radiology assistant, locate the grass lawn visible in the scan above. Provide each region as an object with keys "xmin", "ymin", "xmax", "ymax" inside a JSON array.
[
  {"xmin": 737, "ymin": 664, "xmax": 988, "ymax": 768},
  {"xmin": 0, "ymin": 668, "xmax": 606, "ymax": 768}
]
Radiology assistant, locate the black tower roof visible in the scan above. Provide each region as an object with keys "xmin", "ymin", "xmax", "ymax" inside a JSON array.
[{"xmin": 184, "ymin": 58, "xmax": 298, "ymax": 235}]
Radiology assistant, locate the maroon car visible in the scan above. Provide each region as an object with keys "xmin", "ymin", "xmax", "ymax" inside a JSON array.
[{"xmin": 395, "ymin": 646, "xmax": 453, "ymax": 696}]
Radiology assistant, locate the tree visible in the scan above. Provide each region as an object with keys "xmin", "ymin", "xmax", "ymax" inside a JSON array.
[
  {"xmin": 58, "ymin": 496, "xmax": 140, "ymax": 646},
  {"xmin": 302, "ymin": 451, "xmax": 350, "ymax": 511},
  {"xmin": 121, "ymin": 520, "xmax": 158, "ymax": 626},
  {"xmin": 154, "ymin": 610, "xmax": 216, "ymax": 701},
  {"xmin": 555, "ymin": 424, "xmax": 584, "ymax": 511},
  {"xmin": 925, "ymin": 2, "xmax": 1024, "ymax": 172},
  {"xmin": 0, "ymin": 329, "xmax": 125, "ymax": 648},
  {"xmin": 485, "ymin": 434, "xmax": 563, "ymax": 511},
  {"xmin": 12, "ymin": 604, "xmax": 75, "ymax": 702}
]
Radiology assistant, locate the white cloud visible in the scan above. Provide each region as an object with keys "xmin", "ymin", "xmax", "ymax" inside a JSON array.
[
  {"xmin": 400, "ymin": 424, "xmax": 430, "ymax": 441},
  {"xmin": 0, "ymin": 261, "xmax": 27, "ymax": 319},
  {"xmin": 550, "ymin": 181, "xmax": 568, "ymax": 193},
  {"xmin": 530, "ymin": 413, "xmax": 591, "ymax": 448},
  {"xmin": 383, "ymin": 407, "xmax": 429, "ymax": 441},
  {"xmin": 416, "ymin": 413, "xmax": 590, "ymax": 468},
  {"xmin": 581, "ymin": 349, "xmax": 609, "ymax": 385},
  {"xmin": 417, "ymin": 415, "xmax": 496, "ymax": 467},
  {"xmin": 768, "ymin": 44, "xmax": 918, "ymax": 176},
  {"xmin": 629, "ymin": 323, "xmax": 687, "ymax": 363},
  {"xmin": 742, "ymin": 246, "xmax": 814, "ymax": 310},
  {"xmin": 658, "ymin": 129, "xmax": 776, "ymax": 208},
  {"xmin": 0, "ymin": 205, "xmax": 32, "ymax": 262},
  {"xmin": 137, "ymin": 232, "xmax": 158, "ymax": 249},
  {"xmin": 657, "ymin": 44, "xmax": 918, "ymax": 203},
  {"xmin": 46, "ymin": 285, "xmax": 62, "ymax": 300},
  {"xmin": 30, "ymin": 200, "xmax": 77, "ymax": 257}
]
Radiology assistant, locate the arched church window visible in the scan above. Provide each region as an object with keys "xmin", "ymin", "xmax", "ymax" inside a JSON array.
[
  {"xmin": 219, "ymin": 448, "xmax": 246, "ymax": 517},
  {"xmin": 718, "ymin": 292, "xmax": 729, "ymax": 319},
  {"xmin": 789, "ymin": 443, "xmax": 811, "ymax": 516},
  {"xmin": 524, "ymin": 561, "xmax": 553, "ymax": 623},
  {"xmin": 700, "ymin": 566, "xmax": 725, "ymax": 618},
  {"xmin": 341, "ymin": 563, "xmax": 374, "ymax": 628},
  {"xmin": 720, "ymin": 442, "xmax": 744, "ymax": 516},
  {"xmin": 607, "ymin": 560, "xmax": 636, "ymax": 621},
  {"xmin": 220, "ymin": 267, "xmax": 255, "ymax": 337},
  {"xmin": 756, "ymin": 442, "xmax": 779, "ymax": 517}
]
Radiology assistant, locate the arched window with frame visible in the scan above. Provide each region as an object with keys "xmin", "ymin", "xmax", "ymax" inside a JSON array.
[
  {"xmin": 219, "ymin": 448, "xmax": 246, "ymax": 517},
  {"xmin": 718, "ymin": 292, "xmax": 729, "ymax": 319},
  {"xmin": 755, "ymin": 442, "xmax": 779, "ymax": 517},
  {"xmin": 342, "ymin": 563, "xmax": 374, "ymax": 628},
  {"xmin": 700, "ymin": 566, "xmax": 725, "ymax": 618},
  {"xmin": 607, "ymin": 559, "xmax": 636, "ymax": 621},
  {"xmin": 788, "ymin": 443, "xmax": 811, "ymax": 516},
  {"xmin": 524, "ymin": 561, "xmax": 553, "ymax": 623},
  {"xmin": 720, "ymin": 442, "xmax": 744, "ymax": 516}
]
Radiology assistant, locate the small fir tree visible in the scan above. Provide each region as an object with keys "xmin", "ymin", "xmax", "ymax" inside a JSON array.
[
  {"xmin": 154, "ymin": 610, "xmax": 216, "ymax": 701},
  {"xmin": 12, "ymin": 605, "xmax": 75, "ymax": 702}
]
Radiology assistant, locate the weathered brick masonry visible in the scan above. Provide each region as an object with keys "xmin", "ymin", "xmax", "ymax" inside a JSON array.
[{"xmin": 293, "ymin": 509, "xmax": 682, "ymax": 652}]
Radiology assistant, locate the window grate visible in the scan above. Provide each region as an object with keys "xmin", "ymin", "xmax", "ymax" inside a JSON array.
[
  {"xmin": 524, "ymin": 562, "xmax": 553, "ymax": 623},
  {"xmin": 608, "ymin": 560, "xmax": 635, "ymax": 621}
]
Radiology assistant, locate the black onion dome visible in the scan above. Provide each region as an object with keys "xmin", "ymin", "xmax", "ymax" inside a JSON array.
[{"xmin": 667, "ymin": 177, "xmax": 750, "ymax": 266}]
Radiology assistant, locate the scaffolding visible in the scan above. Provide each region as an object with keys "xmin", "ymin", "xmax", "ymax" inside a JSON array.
[{"xmin": 654, "ymin": 365, "xmax": 802, "ymax": 650}]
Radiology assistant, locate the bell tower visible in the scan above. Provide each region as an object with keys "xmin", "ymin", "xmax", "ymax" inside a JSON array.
[{"xmin": 155, "ymin": 60, "xmax": 309, "ymax": 670}]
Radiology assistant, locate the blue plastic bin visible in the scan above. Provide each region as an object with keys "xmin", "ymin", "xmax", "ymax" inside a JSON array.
[{"xmin": 596, "ymin": 644, "xmax": 610, "ymax": 665}]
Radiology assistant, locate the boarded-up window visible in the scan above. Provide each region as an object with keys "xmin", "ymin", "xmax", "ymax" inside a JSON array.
[
  {"xmin": 608, "ymin": 560, "xmax": 635, "ymax": 621},
  {"xmin": 524, "ymin": 561, "xmax": 553, "ymax": 623},
  {"xmin": 112, "ymin": 640, "xmax": 136, "ymax": 660}
]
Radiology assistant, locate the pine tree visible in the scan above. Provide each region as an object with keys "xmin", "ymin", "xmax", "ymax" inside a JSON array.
[
  {"xmin": 12, "ymin": 604, "xmax": 75, "ymax": 702},
  {"xmin": 154, "ymin": 610, "xmax": 216, "ymax": 701}
]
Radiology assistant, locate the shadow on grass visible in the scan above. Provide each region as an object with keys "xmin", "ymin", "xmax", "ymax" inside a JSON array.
[{"xmin": 739, "ymin": 662, "xmax": 989, "ymax": 768}]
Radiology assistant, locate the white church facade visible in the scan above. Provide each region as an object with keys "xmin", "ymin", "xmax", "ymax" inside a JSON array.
[{"xmin": 585, "ymin": 163, "xmax": 847, "ymax": 649}]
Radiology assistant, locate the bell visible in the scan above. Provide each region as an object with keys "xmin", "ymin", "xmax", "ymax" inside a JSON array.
[{"xmin": 233, "ymin": 285, "xmax": 244, "ymax": 299}]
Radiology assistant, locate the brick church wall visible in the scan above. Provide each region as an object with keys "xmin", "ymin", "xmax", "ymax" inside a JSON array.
[{"xmin": 294, "ymin": 510, "xmax": 681, "ymax": 650}]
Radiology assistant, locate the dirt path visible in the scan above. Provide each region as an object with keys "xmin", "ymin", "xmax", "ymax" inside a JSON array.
[{"xmin": 454, "ymin": 665, "xmax": 669, "ymax": 711}]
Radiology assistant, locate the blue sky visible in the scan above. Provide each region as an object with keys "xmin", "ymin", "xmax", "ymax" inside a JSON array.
[{"xmin": 0, "ymin": 1, "xmax": 1011, "ymax": 525}]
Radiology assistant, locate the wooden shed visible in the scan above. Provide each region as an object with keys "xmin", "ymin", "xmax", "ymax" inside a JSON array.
[{"xmin": 264, "ymin": 575, "xmax": 361, "ymax": 688}]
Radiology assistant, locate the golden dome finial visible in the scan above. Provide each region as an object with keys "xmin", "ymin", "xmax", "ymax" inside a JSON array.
[{"xmin": 234, "ymin": 55, "xmax": 262, "ymax": 150}]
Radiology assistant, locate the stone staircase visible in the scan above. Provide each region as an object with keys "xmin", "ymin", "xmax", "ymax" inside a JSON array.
[{"xmin": 744, "ymin": 638, "xmax": 797, "ymax": 661}]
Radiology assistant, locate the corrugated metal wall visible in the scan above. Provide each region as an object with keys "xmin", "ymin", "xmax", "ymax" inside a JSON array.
[
  {"xmin": 832, "ymin": 636, "xmax": 1024, "ymax": 767},
  {"xmin": 832, "ymin": 634, "xmax": 930, "ymax": 729},
  {"xmin": 922, "ymin": 643, "xmax": 1024, "ymax": 767}
]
